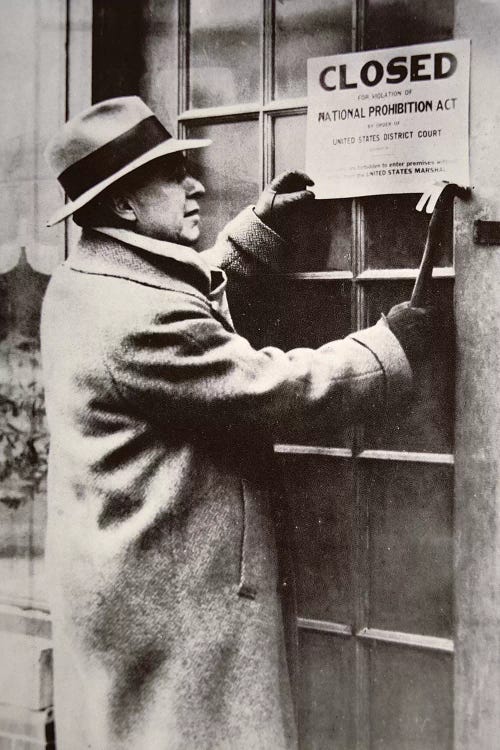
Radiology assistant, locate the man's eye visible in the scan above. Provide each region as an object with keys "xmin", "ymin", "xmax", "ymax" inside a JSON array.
[
  {"xmin": 184, "ymin": 159, "xmax": 201, "ymax": 180},
  {"xmin": 169, "ymin": 158, "xmax": 200, "ymax": 182},
  {"xmin": 173, "ymin": 165, "xmax": 188, "ymax": 182}
]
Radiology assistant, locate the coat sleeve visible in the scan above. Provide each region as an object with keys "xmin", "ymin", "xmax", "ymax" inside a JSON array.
[
  {"xmin": 200, "ymin": 206, "xmax": 287, "ymax": 276},
  {"xmin": 199, "ymin": 206, "xmax": 290, "ymax": 343},
  {"xmin": 106, "ymin": 289, "xmax": 412, "ymax": 436}
]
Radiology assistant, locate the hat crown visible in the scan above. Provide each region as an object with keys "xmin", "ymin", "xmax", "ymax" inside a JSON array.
[
  {"xmin": 44, "ymin": 96, "xmax": 211, "ymax": 226},
  {"xmin": 45, "ymin": 96, "xmax": 158, "ymax": 176}
]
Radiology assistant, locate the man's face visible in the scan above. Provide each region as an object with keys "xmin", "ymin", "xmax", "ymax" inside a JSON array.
[{"xmin": 126, "ymin": 155, "xmax": 205, "ymax": 246}]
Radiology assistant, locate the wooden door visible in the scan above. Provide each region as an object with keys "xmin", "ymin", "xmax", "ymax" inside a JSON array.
[{"xmin": 126, "ymin": 0, "xmax": 491, "ymax": 747}]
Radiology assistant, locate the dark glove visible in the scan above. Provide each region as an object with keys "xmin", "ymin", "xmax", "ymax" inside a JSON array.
[
  {"xmin": 385, "ymin": 301, "xmax": 437, "ymax": 369},
  {"xmin": 254, "ymin": 170, "xmax": 315, "ymax": 239}
]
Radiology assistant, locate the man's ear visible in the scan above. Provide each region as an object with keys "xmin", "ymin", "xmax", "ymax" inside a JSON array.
[{"xmin": 109, "ymin": 192, "xmax": 137, "ymax": 224}]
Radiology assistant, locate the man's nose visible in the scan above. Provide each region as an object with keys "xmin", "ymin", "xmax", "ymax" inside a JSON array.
[{"xmin": 184, "ymin": 175, "xmax": 205, "ymax": 197}]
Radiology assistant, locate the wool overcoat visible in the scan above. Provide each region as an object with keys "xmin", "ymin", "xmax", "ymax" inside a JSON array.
[{"xmin": 41, "ymin": 207, "xmax": 412, "ymax": 749}]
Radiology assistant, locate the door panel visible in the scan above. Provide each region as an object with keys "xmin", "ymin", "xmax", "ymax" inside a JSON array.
[
  {"xmin": 363, "ymin": 194, "xmax": 453, "ymax": 269},
  {"xmin": 364, "ymin": 281, "xmax": 455, "ymax": 453},
  {"xmin": 370, "ymin": 644, "xmax": 453, "ymax": 750},
  {"xmin": 274, "ymin": 0, "xmax": 352, "ymax": 99},
  {"xmin": 280, "ymin": 455, "xmax": 355, "ymax": 623},
  {"xmin": 274, "ymin": 114, "xmax": 353, "ymax": 272},
  {"xmin": 140, "ymin": 1, "xmax": 458, "ymax": 747},
  {"xmin": 231, "ymin": 278, "xmax": 352, "ymax": 447},
  {"xmin": 189, "ymin": 0, "xmax": 261, "ymax": 108},
  {"xmin": 185, "ymin": 119, "xmax": 260, "ymax": 247},
  {"xmin": 365, "ymin": 461, "xmax": 453, "ymax": 637},
  {"xmin": 299, "ymin": 630, "xmax": 356, "ymax": 750},
  {"xmin": 365, "ymin": 0, "xmax": 454, "ymax": 50},
  {"xmin": 274, "ymin": 114, "xmax": 307, "ymax": 174}
]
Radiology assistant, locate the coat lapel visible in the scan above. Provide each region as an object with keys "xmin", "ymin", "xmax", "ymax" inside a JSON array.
[{"xmin": 68, "ymin": 228, "xmax": 235, "ymax": 331}]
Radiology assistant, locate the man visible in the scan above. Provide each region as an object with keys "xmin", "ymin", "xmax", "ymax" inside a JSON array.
[{"xmin": 42, "ymin": 96, "xmax": 434, "ymax": 749}]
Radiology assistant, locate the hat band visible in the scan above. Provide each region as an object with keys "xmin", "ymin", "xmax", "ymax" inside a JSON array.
[{"xmin": 58, "ymin": 115, "xmax": 171, "ymax": 200}]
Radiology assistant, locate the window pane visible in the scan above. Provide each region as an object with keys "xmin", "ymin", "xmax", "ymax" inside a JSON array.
[
  {"xmin": 186, "ymin": 120, "xmax": 260, "ymax": 249},
  {"xmin": 274, "ymin": 115, "xmax": 352, "ymax": 272},
  {"xmin": 299, "ymin": 630, "xmax": 355, "ymax": 750},
  {"xmin": 274, "ymin": 113, "xmax": 307, "ymax": 174},
  {"xmin": 189, "ymin": 0, "xmax": 260, "ymax": 108},
  {"xmin": 141, "ymin": 0, "xmax": 179, "ymax": 125},
  {"xmin": 229, "ymin": 279, "xmax": 352, "ymax": 446},
  {"xmin": 370, "ymin": 644, "xmax": 453, "ymax": 750},
  {"xmin": 364, "ymin": 461, "xmax": 453, "ymax": 637},
  {"xmin": 267, "ymin": 278, "xmax": 352, "ymax": 349},
  {"xmin": 275, "ymin": 0, "xmax": 352, "ymax": 99},
  {"xmin": 279, "ymin": 456, "xmax": 355, "ymax": 622},
  {"xmin": 229, "ymin": 279, "xmax": 352, "ymax": 350},
  {"xmin": 363, "ymin": 194, "xmax": 453, "ymax": 269},
  {"xmin": 363, "ymin": 280, "xmax": 455, "ymax": 453},
  {"xmin": 365, "ymin": 0, "xmax": 454, "ymax": 50}
]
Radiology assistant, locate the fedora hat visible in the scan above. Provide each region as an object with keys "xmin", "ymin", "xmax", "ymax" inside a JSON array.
[{"xmin": 45, "ymin": 96, "xmax": 211, "ymax": 226}]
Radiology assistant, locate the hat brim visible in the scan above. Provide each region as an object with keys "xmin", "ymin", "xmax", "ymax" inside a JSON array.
[{"xmin": 47, "ymin": 137, "xmax": 211, "ymax": 226}]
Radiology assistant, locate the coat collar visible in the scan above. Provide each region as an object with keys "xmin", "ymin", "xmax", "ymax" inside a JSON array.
[{"xmin": 68, "ymin": 226, "xmax": 227, "ymax": 302}]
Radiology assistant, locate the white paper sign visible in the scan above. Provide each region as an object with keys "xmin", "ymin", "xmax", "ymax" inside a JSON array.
[{"xmin": 306, "ymin": 40, "xmax": 470, "ymax": 199}]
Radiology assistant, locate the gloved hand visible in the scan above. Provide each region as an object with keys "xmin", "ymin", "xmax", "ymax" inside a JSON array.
[
  {"xmin": 254, "ymin": 170, "xmax": 315, "ymax": 239},
  {"xmin": 385, "ymin": 301, "xmax": 437, "ymax": 369}
]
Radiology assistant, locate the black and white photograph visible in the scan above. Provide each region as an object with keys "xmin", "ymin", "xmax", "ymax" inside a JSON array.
[{"xmin": 0, "ymin": 1, "xmax": 498, "ymax": 748}]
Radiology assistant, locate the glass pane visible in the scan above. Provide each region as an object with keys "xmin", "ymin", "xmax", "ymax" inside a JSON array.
[
  {"xmin": 275, "ymin": 0, "xmax": 352, "ymax": 99},
  {"xmin": 274, "ymin": 114, "xmax": 307, "ymax": 175},
  {"xmin": 370, "ymin": 644, "xmax": 453, "ymax": 750},
  {"xmin": 279, "ymin": 456, "xmax": 355, "ymax": 621},
  {"xmin": 141, "ymin": 0, "xmax": 179, "ymax": 125},
  {"xmin": 189, "ymin": 0, "xmax": 260, "ymax": 108},
  {"xmin": 363, "ymin": 280, "xmax": 455, "ymax": 453},
  {"xmin": 274, "ymin": 115, "xmax": 352, "ymax": 272},
  {"xmin": 229, "ymin": 278, "xmax": 352, "ymax": 446},
  {"xmin": 364, "ymin": 461, "xmax": 453, "ymax": 637},
  {"xmin": 363, "ymin": 194, "xmax": 453, "ymax": 269},
  {"xmin": 229, "ymin": 278, "xmax": 352, "ymax": 350},
  {"xmin": 299, "ymin": 630, "xmax": 355, "ymax": 750},
  {"xmin": 365, "ymin": 0, "xmax": 454, "ymax": 50},
  {"xmin": 186, "ymin": 120, "xmax": 260, "ymax": 249},
  {"xmin": 267, "ymin": 278, "xmax": 352, "ymax": 349}
]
